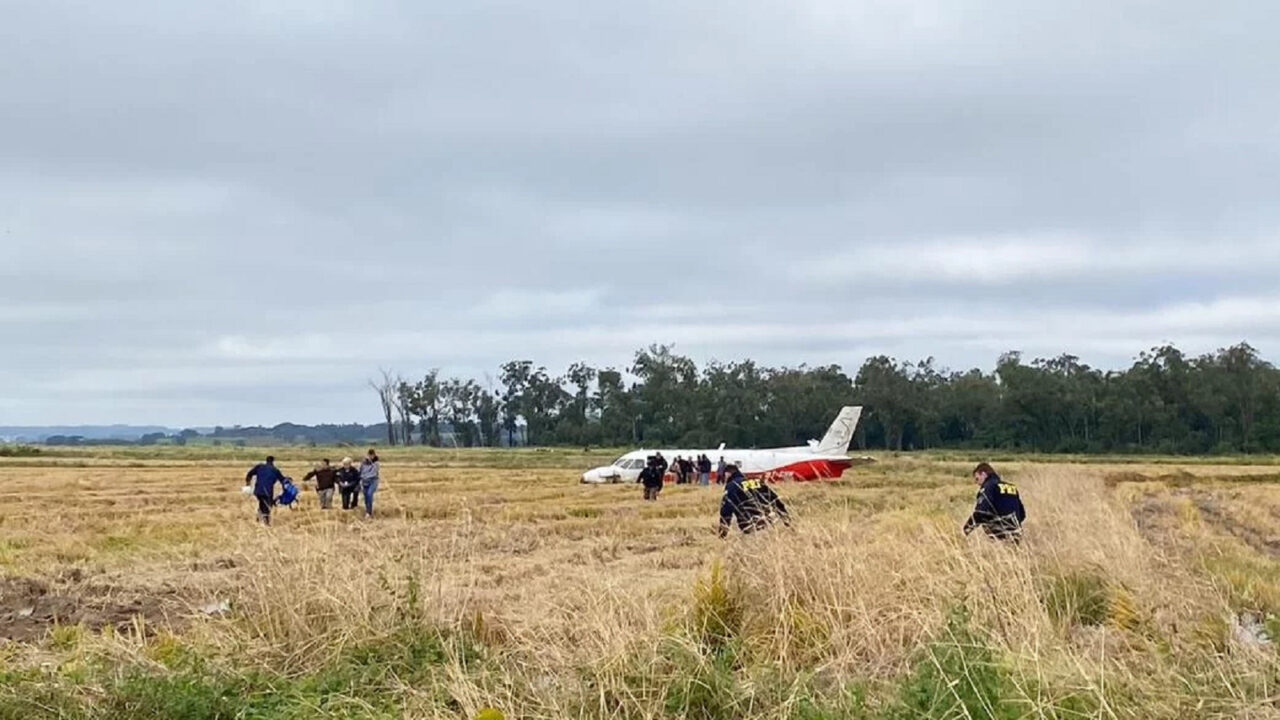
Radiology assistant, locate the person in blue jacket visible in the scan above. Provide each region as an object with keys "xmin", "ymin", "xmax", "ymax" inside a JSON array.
[
  {"xmin": 717, "ymin": 462, "xmax": 790, "ymax": 537},
  {"xmin": 358, "ymin": 448, "xmax": 380, "ymax": 518},
  {"xmin": 245, "ymin": 456, "xmax": 287, "ymax": 526},
  {"xmin": 962, "ymin": 462, "xmax": 1026, "ymax": 542}
]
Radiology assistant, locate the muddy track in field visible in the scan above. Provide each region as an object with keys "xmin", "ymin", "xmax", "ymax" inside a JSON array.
[
  {"xmin": 0, "ymin": 572, "xmax": 190, "ymax": 642},
  {"xmin": 1127, "ymin": 494, "xmax": 1173, "ymax": 543},
  {"xmin": 1122, "ymin": 479, "xmax": 1280, "ymax": 559},
  {"xmin": 1184, "ymin": 491, "xmax": 1280, "ymax": 558}
]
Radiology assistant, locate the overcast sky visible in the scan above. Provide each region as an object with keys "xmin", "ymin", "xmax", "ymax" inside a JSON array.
[{"xmin": 4, "ymin": 1, "xmax": 1279, "ymax": 426}]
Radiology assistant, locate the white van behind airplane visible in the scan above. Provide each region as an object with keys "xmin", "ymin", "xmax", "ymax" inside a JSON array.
[{"xmin": 581, "ymin": 406, "xmax": 864, "ymax": 483}]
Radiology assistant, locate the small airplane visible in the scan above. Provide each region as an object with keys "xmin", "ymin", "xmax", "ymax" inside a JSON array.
[{"xmin": 581, "ymin": 406, "xmax": 865, "ymax": 483}]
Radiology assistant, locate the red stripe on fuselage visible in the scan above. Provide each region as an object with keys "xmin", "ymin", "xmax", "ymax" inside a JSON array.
[{"xmin": 750, "ymin": 458, "xmax": 853, "ymax": 481}]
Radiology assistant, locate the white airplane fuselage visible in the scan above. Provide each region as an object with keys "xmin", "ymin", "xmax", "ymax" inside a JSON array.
[{"xmin": 580, "ymin": 406, "xmax": 863, "ymax": 483}]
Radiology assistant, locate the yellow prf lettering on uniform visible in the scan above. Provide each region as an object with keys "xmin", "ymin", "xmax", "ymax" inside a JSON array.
[
  {"xmin": 743, "ymin": 479, "xmax": 761, "ymax": 490},
  {"xmin": 998, "ymin": 483, "xmax": 1019, "ymax": 495}
]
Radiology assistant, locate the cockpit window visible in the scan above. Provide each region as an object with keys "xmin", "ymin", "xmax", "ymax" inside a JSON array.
[{"xmin": 617, "ymin": 458, "xmax": 644, "ymax": 469}]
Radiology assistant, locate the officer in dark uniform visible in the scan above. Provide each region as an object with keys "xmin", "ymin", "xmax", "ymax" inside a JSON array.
[
  {"xmin": 962, "ymin": 462, "xmax": 1026, "ymax": 542},
  {"xmin": 717, "ymin": 461, "xmax": 790, "ymax": 537},
  {"xmin": 640, "ymin": 455, "xmax": 663, "ymax": 501},
  {"xmin": 653, "ymin": 452, "xmax": 669, "ymax": 480},
  {"xmin": 244, "ymin": 455, "xmax": 287, "ymax": 526}
]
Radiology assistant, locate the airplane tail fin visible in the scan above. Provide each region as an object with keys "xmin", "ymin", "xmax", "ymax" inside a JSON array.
[{"xmin": 814, "ymin": 406, "xmax": 862, "ymax": 455}]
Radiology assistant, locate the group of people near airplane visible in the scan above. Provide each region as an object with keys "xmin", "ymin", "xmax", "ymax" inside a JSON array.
[
  {"xmin": 636, "ymin": 451, "xmax": 730, "ymax": 499},
  {"xmin": 241, "ymin": 449, "xmax": 1026, "ymax": 544},
  {"xmin": 667, "ymin": 453, "xmax": 721, "ymax": 485}
]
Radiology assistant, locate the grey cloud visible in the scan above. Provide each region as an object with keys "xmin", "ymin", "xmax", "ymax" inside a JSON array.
[{"xmin": 3, "ymin": 0, "xmax": 1280, "ymax": 424}]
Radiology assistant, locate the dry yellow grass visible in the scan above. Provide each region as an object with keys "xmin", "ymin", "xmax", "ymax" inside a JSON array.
[{"xmin": 3, "ymin": 450, "xmax": 1280, "ymax": 718}]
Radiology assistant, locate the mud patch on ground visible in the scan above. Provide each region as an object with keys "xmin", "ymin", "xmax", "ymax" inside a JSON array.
[
  {"xmin": 1106, "ymin": 470, "xmax": 1199, "ymax": 488},
  {"xmin": 1129, "ymin": 494, "xmax": 1177, "ymax": 541},
  {"xmin": 0, "ymin": 574, "xmax": 182, "ymax": 642},
  {"xmin": 188, "ymin": 555, "xmax": 240, "ymax": 572},
  {"xmin": 1186, "ymin": 493, "xmax": 1280, "ymax": 557},
  {"xmin": 1126, "ymin": 486, "xmax": 1280, "ymax": 561},
  {"xmin": 1106, "ymin": 470, "xmax": 1280, "ymax": 489}
]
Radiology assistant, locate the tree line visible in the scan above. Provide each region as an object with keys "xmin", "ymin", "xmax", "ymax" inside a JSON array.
[{"xmin": 371, "ymin": 342, "xmax": 1280, "ymax": 454}]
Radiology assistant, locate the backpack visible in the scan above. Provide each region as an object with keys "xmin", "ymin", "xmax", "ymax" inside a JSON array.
[{"xmin": 276, "ymin": 478, "xmax": 300, "ymax": 507}]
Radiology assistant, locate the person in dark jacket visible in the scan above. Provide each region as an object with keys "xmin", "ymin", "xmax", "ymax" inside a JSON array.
[
  {"xmin": 335, "ymin": 456, "xmax": 361, "ymax": 510},
  {"xmin": 962, "ymin": 462, "xmax": 1026, "ymax": 542},
  {"xmin": 697, "ymin": 455, "xmax": 712, "ymax": 485},
  {"xmin": 244, "ymin": 456, "xmax": 286, "ymax": 525},
  {"xmin": 303, "ymin": 459, "xmax": 338, "ymax": 510},
  {"xmin": 717, "ymin": 462, "xmax": 790, "ymax": 537},
  {"xmin": 678, "ymin": 456, "xmax": 694, "ymax": 485},
  {"xmin": 653, "ymin": 452, "xmax": 669, "ymax": 480},
  {"xmin": 640, "ymin": 455, "xmax": 663, "ymax": 501}
]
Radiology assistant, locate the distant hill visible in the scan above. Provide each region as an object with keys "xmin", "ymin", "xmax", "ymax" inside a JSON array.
[
  {"xmin": 0, "ymin": 423, "xmax": 387, "ymax": 445},
  {"xmin": 0, "ymin": 425, "xmax": 180, "ymax": 443},
  {"xmin": 205, "ymin": 423, "xmax": 389, "ymax": 446},
  {"xmin": 0, "ymin": 422, "xmax": 519, "ymax": 447}
]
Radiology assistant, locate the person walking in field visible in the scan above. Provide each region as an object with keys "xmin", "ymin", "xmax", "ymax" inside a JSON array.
[
  {"xmin": 639, "ymin": 455, "xmax": 663, "ymax": 501},
  {"xmin": 244, "ymin": 455, "xmax": 287, "ymax": 526},
  {"xmin": 716, "ymin": 456, "xmax": 726, "ymax": 484},
  {"xmin": 697, "ymin": 454, "xmax": 712, "ymax": 486},
  {"xmin": 653, "ymin": 452, "xmax": 669, "ymax": 480},
  {"xmin": 359, "ymin": 448, "xmax": 380, "ymax": 518},
  {"xmin": 336, "ymin": 456, "xmax": 361, "ymax": 510},
  {"xmin": 962, "ymin": 462, "xmax": 1026, "ymax": 542},
  {"xmin": 303, "ymin": 458, "xmax": 338, "ymax": 510},
  {"xmin": 717, "ymin": 461, "xmax": 790, "ymax": 537},
  {"xmin": 679, "ymin": 456, "xmax": 694, "ymax": 485}
]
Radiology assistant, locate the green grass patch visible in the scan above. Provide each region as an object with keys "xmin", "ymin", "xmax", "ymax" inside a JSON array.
[
  {"xmin": 0, "ymin": 538, "xmax": 29, "ymax": 566},
  {"xmin": 691, "ymin": 559, "xmax": 745, "ymax": 655},
  {"xmin": 0, "ymin": 623, "xmax": 487, "ymax": 720},
  {"xmin": 662, "ymin": 641, "xmax": 743, "ymax": 720},
  {"xmin": 1041, "ymin": 570, "xmax": 1111, "ymax": 627},
  {"xmin": 882, "ymin": 606, "xmax": 1099, "ymax": 720},
  {"xmin": 96, "ymin": 534, "xmax": 141, "ymax": 553},
  {"xmin": 1199, "ymin": 542, "xmax": 1280, "ymax": 615}
]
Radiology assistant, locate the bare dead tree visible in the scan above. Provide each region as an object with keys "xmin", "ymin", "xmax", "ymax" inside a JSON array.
[{"xmin": 369, "ymin": 369, "xmax": 398, "ymax": 446}]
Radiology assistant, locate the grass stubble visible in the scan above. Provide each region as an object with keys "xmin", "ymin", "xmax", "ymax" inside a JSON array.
[{"xmin": 2, "ymin": 450, "xmax": 1280, "ymax": 718}]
